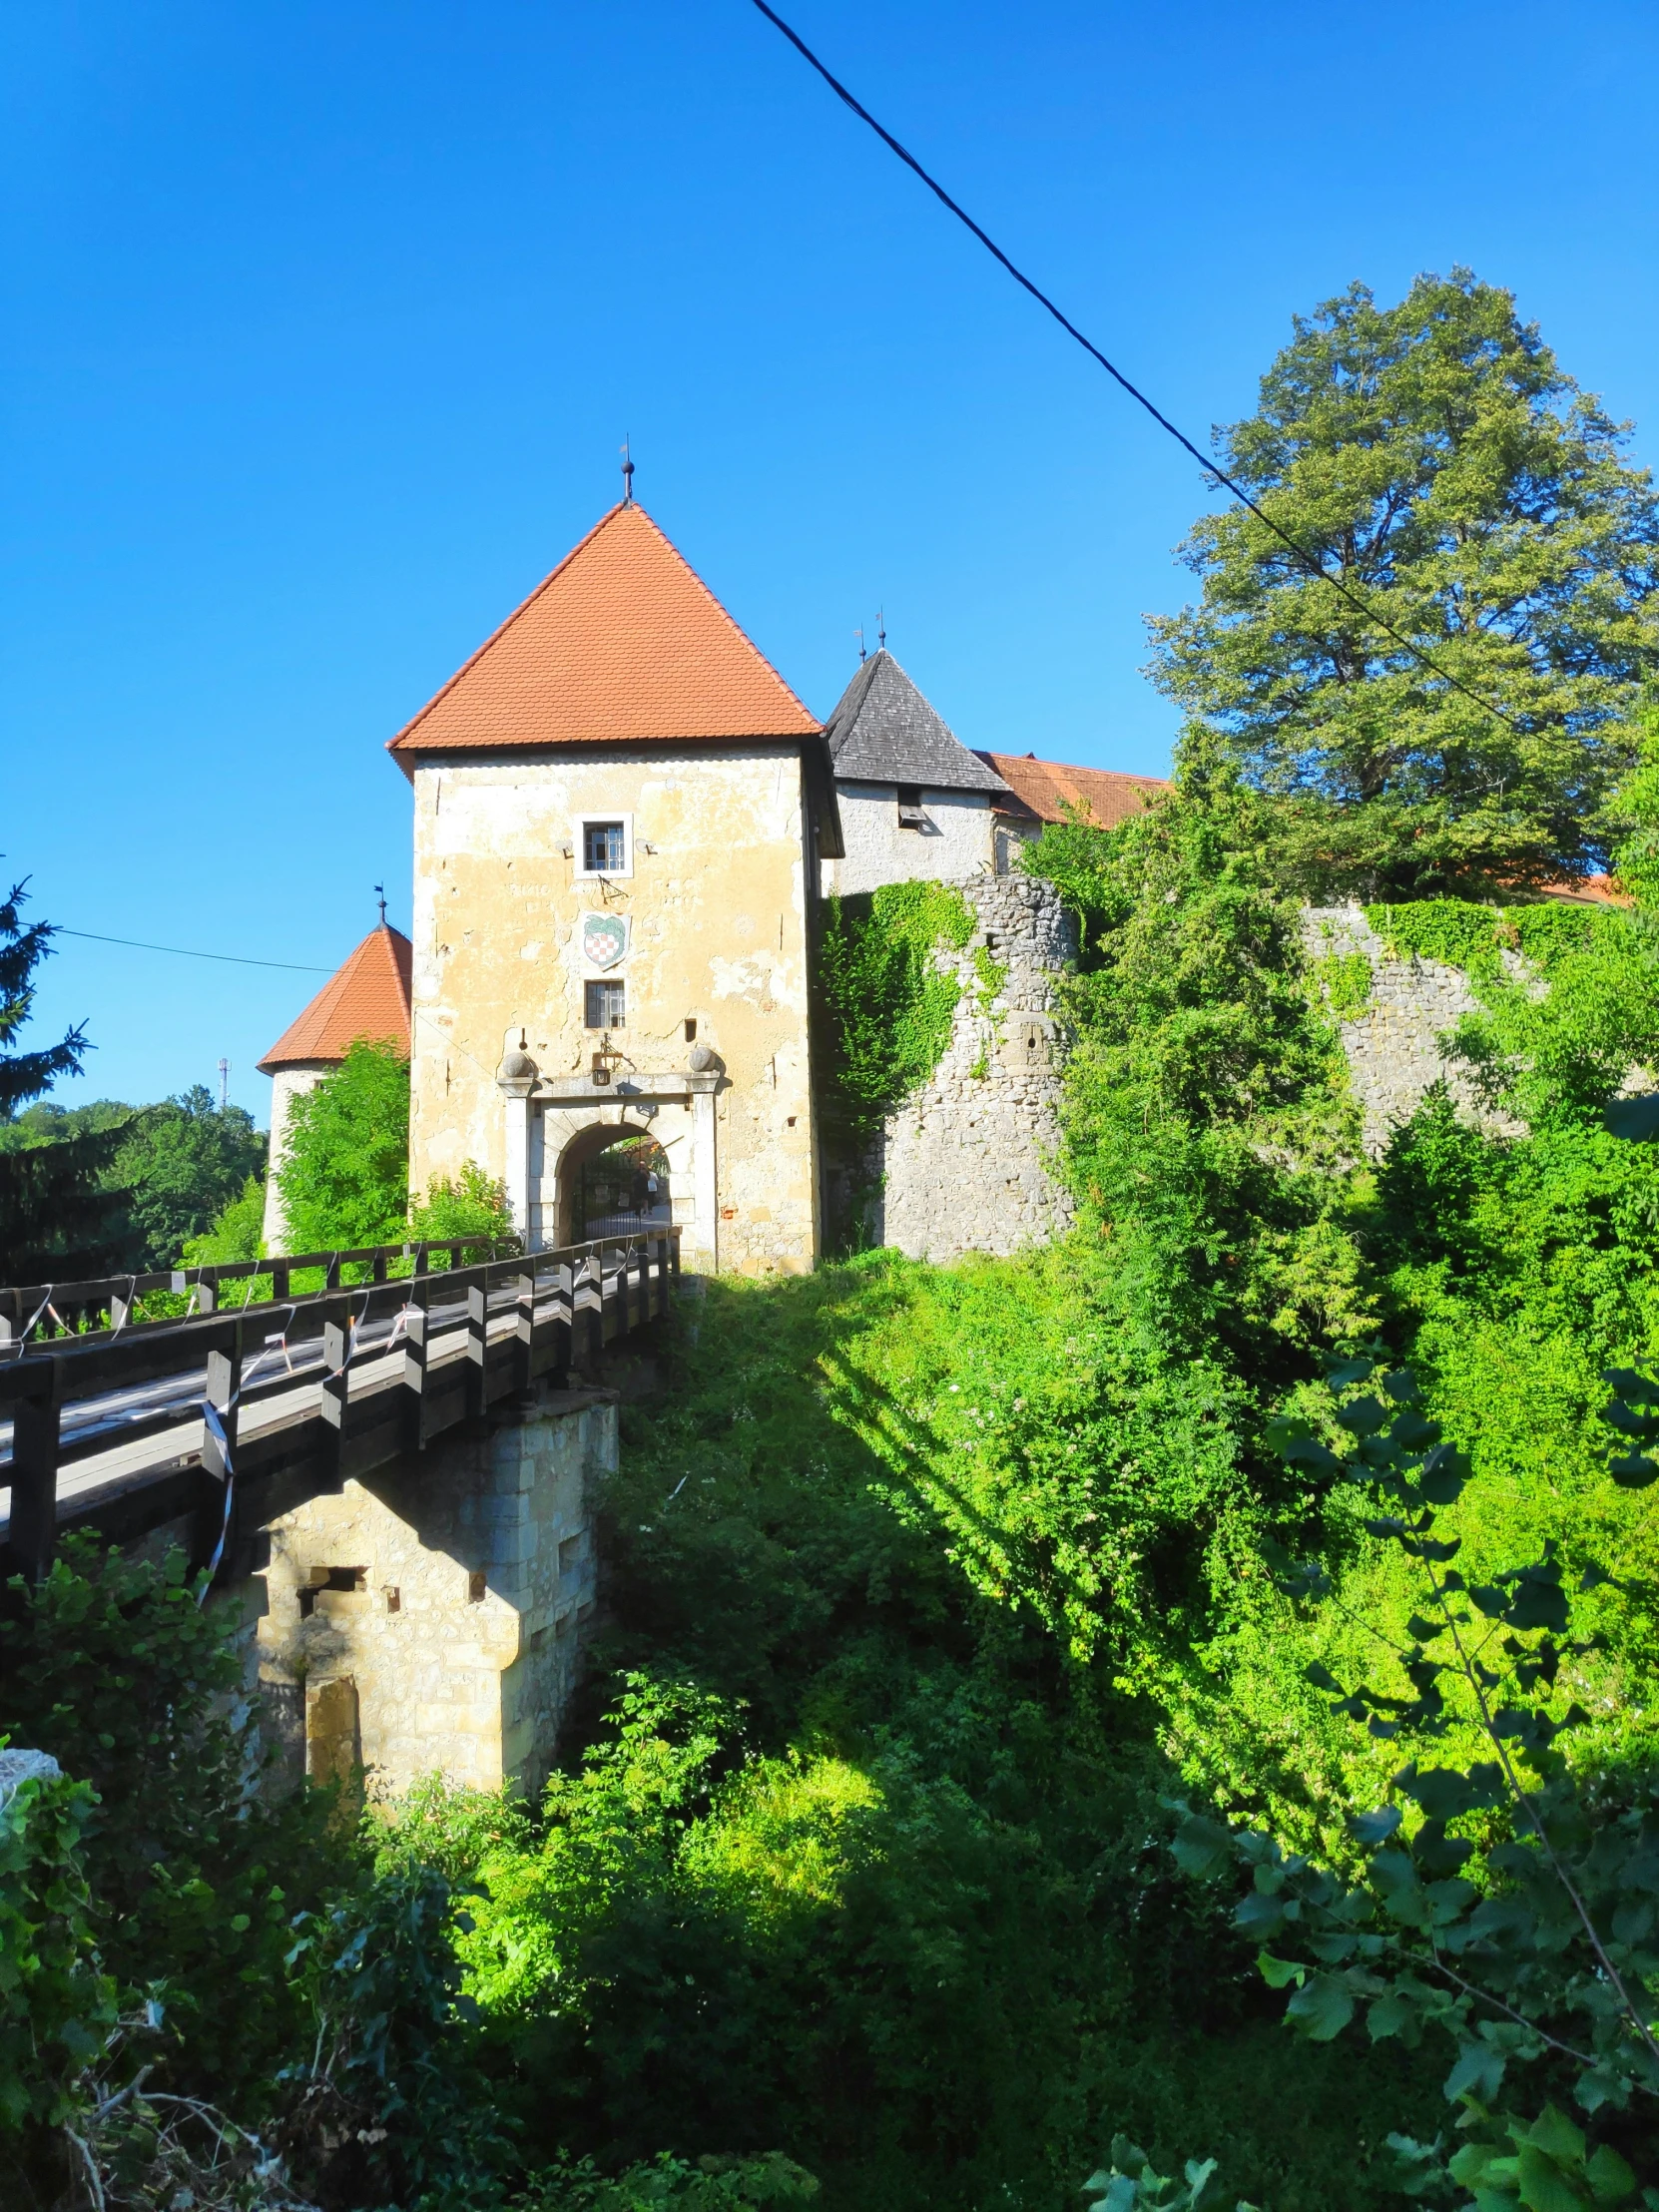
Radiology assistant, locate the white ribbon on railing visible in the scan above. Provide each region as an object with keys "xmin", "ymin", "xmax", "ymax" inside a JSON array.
[{"xmin": 197, "ymin": 1383, "xmax": 241, "ymax": 1601}]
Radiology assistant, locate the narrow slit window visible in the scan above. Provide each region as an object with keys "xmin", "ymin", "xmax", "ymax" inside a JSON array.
[
  {"xmin": 896, "ymin": 786, "xmax": 925, "ymax": 830},
  {"xmin": 583, "ymin": 820, "xmax": 627, "ymax": 872},
  {"xmin": 585, "ymin": 979, "xmax": 626, "ymax": 1030}
]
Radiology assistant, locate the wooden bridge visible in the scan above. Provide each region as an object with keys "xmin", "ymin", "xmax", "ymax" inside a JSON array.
[{"xmin": 0, "ymin": 1230, "xmax": 680, "ymax": 1590}]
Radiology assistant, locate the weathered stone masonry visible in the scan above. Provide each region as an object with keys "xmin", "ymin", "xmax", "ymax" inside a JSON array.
[
  {"xmin": 243, "ymin": 1382, "xmax": 616, "ymax": 1799},
  {"xmin": 1302, "ymin": 904, "xmax": 1523, "ymax": 1155},
  {"xmin": 869, "ymin": 874, "xmax": 1077, "ymax": 1263}
]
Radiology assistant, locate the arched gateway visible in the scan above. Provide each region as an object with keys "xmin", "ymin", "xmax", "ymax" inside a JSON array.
[{"xmin": 495, "ymin": 1043, "xmax": 722, "ymax": 1269}]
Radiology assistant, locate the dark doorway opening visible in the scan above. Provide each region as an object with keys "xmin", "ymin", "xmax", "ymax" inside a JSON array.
[{"xmin": 562, "ymin": 1128, "xmax": 672, "ymax": 1243}]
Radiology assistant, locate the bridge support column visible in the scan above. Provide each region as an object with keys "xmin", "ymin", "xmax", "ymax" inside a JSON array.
[{"xmin": 243, "ymin": 1382, "xmax": 617, "ymax": 1800}]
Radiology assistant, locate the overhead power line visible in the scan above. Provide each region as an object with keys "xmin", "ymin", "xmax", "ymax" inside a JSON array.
[
  {"xmin": 55, "ymin": 927, "xmax": 332, "ymax": 975},
  {"xmin": 748, "ymin": 0, "xmax": 1522, "ymax": 738}
]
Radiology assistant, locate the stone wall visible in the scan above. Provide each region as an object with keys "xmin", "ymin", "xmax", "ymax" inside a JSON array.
[
  {"xmin": 865, "ymin": 873, "xmax": 1076, "ymax": 1262},
  {"xmin": 1302, "ymin": 904, "xmax": 1522, "ymax": 1155},
  {"xmin": 245, "ymin": 1382, "xmax": 616, "ymax": 1798}
]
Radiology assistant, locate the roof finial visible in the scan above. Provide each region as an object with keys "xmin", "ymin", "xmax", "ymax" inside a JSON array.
[
  {"xmin": 876, "ymin": 605, "xmax": 886, "ymax": 651},
  {"xmin": 621, "ymin": 435, "xmax": 635, "ymax": 506},
  {"xmin": 854, "ymin": 625, "xmax": 866, "ymax": 664},
  {"xmin": 374, "ymin": 881, "xmax": 387, "ymax": 925}
]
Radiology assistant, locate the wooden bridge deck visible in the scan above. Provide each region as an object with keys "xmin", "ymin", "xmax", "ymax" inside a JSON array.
[{"xmin": 0, "ymin": 1231, "xmax": 680, "ymax": 1587}]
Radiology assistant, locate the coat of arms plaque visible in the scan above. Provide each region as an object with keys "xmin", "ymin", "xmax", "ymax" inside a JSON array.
[{"xmin": 582, "ymin": 912, "xmax": 630, "ymax": 971}]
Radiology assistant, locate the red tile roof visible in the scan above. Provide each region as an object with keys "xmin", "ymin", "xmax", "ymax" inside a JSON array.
[
  {"xmin": 976, "ymin": 751, "xmax": 1170, "ymax": 830},
  {"xmin": 1534, "ymin": 873, "xmax": 1630, "ymax": 907},
  {"xmin": 258, "ymin": 925, "xmax": 412, "ymax": 1073},
  {"xmin": 388, "ymin": 501, "xmax": 820, "ymax": 758}
]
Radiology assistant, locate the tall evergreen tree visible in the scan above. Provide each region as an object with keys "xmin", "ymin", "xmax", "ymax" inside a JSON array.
[
  {"xmin": 1149, "ymin": 270, "xmax": 1659, "ymax": 898},
  {"xmin": 0, "ymin": 876, "xmax": 131, "ymax": 1282}
]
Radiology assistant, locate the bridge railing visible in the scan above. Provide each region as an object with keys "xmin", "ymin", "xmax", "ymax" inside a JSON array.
[
  {"xmin": 0, "ymin": 1227, "xmax": 681, "ymax": 1586},
  {"xmin": 0, "ymin": 1234, "xmax": 525, "ymax": 1349}
]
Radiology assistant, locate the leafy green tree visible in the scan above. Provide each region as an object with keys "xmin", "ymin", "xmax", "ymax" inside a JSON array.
[
  {"xmin": 1172, "ymin": 1354, "xmax": 1659, "ymax": 2200},
  {"xmin": 109, "ymin": 1085, "xmax": 267, "ymax": 1269},
  {"xmin": 411, "ymin": 1159, "xmax": 517, "ymax": 1247},
  {"xmin": 1612, "ymin": 688, "xmax": 1659, "ymax": 904},
  {"xmin": 1148, "ymin": 272, "xmax": 1659, "ymax": 899},
  {"xmin": 0, "ymin": 878, "xmax": 132, "ymax": 1280},
  {"xmin": 182, "ymin": 1174, "xmax": 267, "ymax": 1264},
  {"xmin": 276, "ymin": 1036, "xmax": 409, "ymax": 1251}
]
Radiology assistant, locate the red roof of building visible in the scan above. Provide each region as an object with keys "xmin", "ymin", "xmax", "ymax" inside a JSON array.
[
  {"xmin": 258, "ymin": 924, "xmax": 412, "ymax": 1073},
  {"xmin": 387, "ymin": 501, "xmax": 820, "ymax": 760},
  {"xmin": 976, "ymin": 751, "xmax": 1170, "ymax": 830}
]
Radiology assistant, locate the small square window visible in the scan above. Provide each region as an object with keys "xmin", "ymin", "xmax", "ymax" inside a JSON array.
[
  {"xmin": 583, "ymin": 820, "xmax": 627, "ymax": 872},
  {"xmin": 585, "ymin": 979, "xmax": 626, "ymax": 1030}
]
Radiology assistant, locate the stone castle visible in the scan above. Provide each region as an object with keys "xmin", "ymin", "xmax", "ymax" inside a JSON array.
[
  {"xmin": 238, "ymin": 498, "xmax": 1620, "ymax": 1798},
  {"xmin": 258, "ymin": 495, "xmax": 1166, "ymax": 1271},
  {"xmin": 259, "ymin": 494, "xmax": 1606, "ymax": 1275}
]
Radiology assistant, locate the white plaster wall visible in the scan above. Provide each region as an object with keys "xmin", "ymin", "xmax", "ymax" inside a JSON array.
[
  {"xmin": 262, "ymin": 1063, "xmax": 331, "ymax": 1255},
  {"xmin": 251, "ymin": 1386, "xmax": 616, "ymax": 1797},
  {"xmin": 824, "ymin": 783, "xmax": 996, "ymax": 897},
  {"xmin": 865, "ymin": 875, "xmax": 1076, "ymax": 1261}
]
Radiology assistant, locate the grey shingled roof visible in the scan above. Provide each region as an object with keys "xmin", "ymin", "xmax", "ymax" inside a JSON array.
[{"xmin": 822, "ymin": 651, "xmax": 1010, "ymax": 795}]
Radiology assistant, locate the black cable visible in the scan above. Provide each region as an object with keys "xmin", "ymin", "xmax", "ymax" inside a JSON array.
[
  {"xmin": 748, "ymin": 0, "xmax": 1522, "ymax": 738},
  {"xmin": 55, "ymin": 927, "xmax": 332, "ymax": 974}
]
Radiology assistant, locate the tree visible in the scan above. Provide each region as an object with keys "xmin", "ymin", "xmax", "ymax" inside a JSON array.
[
  {"xmin": 276, "ymin": 1036, "xmax": 410, "ymax": 1251},
  {"xmin": 1148, "ymin": 272, "xmax": 1659, "ymax": 900},
  {"xmin": 109, "ymin": 1085, "xmax": 267, "ymax": 1269},
  {"xmin": 0, "ymin": 877, "xmax": 131, "ymax": 1281}
]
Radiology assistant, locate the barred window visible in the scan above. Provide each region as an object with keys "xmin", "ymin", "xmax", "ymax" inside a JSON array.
[{"xmin": 583, "ymin": 820, "xmax": 627, "ymax": 872}]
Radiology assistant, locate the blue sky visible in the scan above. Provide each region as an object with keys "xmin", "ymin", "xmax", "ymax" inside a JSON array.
[{"xmin": 5, "ymin": 0, "xmax": 1656, "ymax": 1121}]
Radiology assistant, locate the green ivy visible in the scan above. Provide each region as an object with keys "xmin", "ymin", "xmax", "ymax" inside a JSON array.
[
  {"xmin": 816, "ymin": 881, "xmax": 975, "ymax": 1145},
  {"xmin": 1310, "ymin": 951, "xmax": 1372, "ymax": 1018},
  {"xmin": 1365, "ymin": 897, "xmax": 1612, "ymax": 984}
]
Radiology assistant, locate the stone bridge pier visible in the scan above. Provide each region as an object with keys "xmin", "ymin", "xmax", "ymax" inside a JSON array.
[{"xmin": 235, "ymin": 1382, "xmax": 618, "ymax": 1799}]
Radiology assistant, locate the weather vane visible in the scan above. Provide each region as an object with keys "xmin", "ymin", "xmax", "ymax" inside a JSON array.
[
  {"xmin": 621, "ymin": 435, "xmax": 635, "ymax": 505},
  {"xmin": 374, "ymin": 882, "xmax": 386, "ymax": 924},
  {"xmin": 854, "ymin": 626, "xmax": 866, "ymax": 664},
  {"xmin": 876, "ymin": 606, "xmax": 886, "ymax": 650}
]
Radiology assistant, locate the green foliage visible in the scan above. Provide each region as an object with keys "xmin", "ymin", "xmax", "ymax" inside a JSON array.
[
  {"xmin": 1147, "ymin": 273, "xmax": 1659, "ymax": 899},
  {"xmin": 0, "ymin": 873, "xmax": 90, "ymax": 1122},
  {"xmin": 183, "ymin": 1174, "xmax": 268, "ymax": 1265},
  {"xmin": 0, "ymin": 1760, "xmax": 115, "ymax": 2136},
  {"xmin": 816, "ymin": 881, "xmax": 974, "ymax": 1146},
  {"xmin": 1082, "ymin": 2136, "xmax": 1257, "ymax": 2211},
  {"xmin": 412, "ymin": 1159, "xmax": 518, "ymax": 1246},
  {"xmin": 110, "ymin": 1086, "xmax": 268, "ymax": 1269},
  {"xmin": 0, "ymin": 1536, "xmax": 342, "ymax": 2110},
  {"xmin": 1611, "ymin": 689, "xmax": 1659, "ymax": 907},
  {"xmin": 278, "ymin": 1864, "xmax": 507, "ymax": 2207},
  {"xmin": 514, "ymin": 2149, "xmax": 820, "ymax": 2210},
  {"xmin": 0, "ymin": 875, "xmax": 138, "ymax": 1277},
  {"xmin": 479, "ymin": 1266, "xmax": 1443, "ymax": 2212},
  {"xmin": 276, "ymin": 1036, "xmax": 410, "ymax": 1251},
  {"xmin": 1312, "ymin": 950, "xmax": 1372, "ymax": 1018},
  {"xmin": 1173, "ymin": 1355, "xmax": 1659, "ymax": 2192}
]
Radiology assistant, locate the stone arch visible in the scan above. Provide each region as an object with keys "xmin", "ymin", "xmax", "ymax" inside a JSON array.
[
  {"xmin": 531, "ymin": 1100, "xmax": 692, "ymax": 1250},
  {"xmin": 556, "ymin": 1120, "xmax": 671, "ymax": 1243}
]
